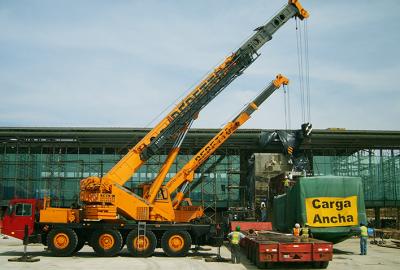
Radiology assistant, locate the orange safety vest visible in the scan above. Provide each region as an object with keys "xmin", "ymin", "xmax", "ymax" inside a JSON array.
[{"xmin": 293, "ymin": 227, "xmax": 300, "ymax": 236}]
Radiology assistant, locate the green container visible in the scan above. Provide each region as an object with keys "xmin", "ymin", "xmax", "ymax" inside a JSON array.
[{"xmin": 273, "ymin": 176, "xmax": 367, "ymax": 243}]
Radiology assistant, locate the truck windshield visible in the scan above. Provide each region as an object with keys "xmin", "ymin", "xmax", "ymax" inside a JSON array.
[{"xmin": 14, "ymin": 203, "xmax": 32, "ymax": 216}]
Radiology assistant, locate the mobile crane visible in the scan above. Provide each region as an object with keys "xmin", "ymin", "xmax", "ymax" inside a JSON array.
[
  {"xmin": 2, "ymin": 0, "xmax": 307, "ymax": 258},
  {"xmin": 2, "ymin": 74, "xmax": 289, "ymax": 258}
]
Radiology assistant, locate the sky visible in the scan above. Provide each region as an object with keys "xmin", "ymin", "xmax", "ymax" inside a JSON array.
[{"xmin": 0, "ymin": 0, "xmax": 399, "ymax": 130}]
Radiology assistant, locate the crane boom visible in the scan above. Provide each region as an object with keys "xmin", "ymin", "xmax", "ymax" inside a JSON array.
[
  {"xmin": 165, "ymin": 74, "xmax": 289, "ymax": 208},
  {"xmin": 84, "ymin": 0, "xmax": 308, "ymax": 189}
]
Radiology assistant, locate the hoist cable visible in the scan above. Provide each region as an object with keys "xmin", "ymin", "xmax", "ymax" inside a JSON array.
[
  {"xmin": 287, "ymin": 84, "xmax": 291, "ymax": 130},
  {"xmin": 295, "ymin": 18, "xmax": 305, "ymax": 123},
  {"xmin": 304, "ymin": 20, "xmax": 311, "ymax": 122},
  {"xmin": 283, "ymin": 85, "xmax": 288, "ymax": 130}
]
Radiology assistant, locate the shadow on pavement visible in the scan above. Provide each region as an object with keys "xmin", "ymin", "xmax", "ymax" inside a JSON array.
[
  {"xmin": 333, "ymin": 248, "xmax": 355, "ymax": 255},
  {"xmin": 0, "ymin": 247, "xmax": 224, "ymax": 259}
]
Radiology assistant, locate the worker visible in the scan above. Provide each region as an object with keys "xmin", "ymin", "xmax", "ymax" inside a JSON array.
[
  {"xmin": 293, "ymin": 223, "xmax": 301, "ymax": 237},
  {"xmin": 300, "ymin": 223, "xmax": 312, "ymax": 241},
  {"xmin": 260, "ymin": 202, "xmax": 267, "ymax": 222},
  {"xmin": 283, "ymin": 175, "xmax": 290, "ymax": 193},
  {"xmin": 359, "ymin": 222, "xmax": 368, "ymax": 255},
  {"xmin": 227, "ymin": 226, "xmax": 245, "ymax": 264}
]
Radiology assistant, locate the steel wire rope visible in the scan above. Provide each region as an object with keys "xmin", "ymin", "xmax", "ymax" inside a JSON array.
[
  {"xmin": 116, "ymin": 4, "xmax": 296, "ymax": 155},
  {"xmin": 287, "ymin": 84, "xmax": 292, "ymax": 130},
  {"xmin": 116, "ymin": 54, "xmax": 236, "ymax": 155},
  {"xmin": 296, "ymin": 18, "xmax": 306, "ymax": 123},
  {"xmin": 143, "ymin": 3, "xmax": 285, "ymax": 130},
  {"xmin": 304, "ymin": 20, "xmax": 311, "ymax": 122},
  {"xmin": 283, "ymin": 85, "xmax": 288, "ymax": 130},
  {"xmin": 218, "ymin": 87, "xmax": 261, "ymax": 129}
]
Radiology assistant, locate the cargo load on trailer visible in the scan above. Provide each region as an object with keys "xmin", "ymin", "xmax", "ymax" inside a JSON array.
[{"xmin": 273, "ymin": 176, "xmax": 367, "ymax": 243}]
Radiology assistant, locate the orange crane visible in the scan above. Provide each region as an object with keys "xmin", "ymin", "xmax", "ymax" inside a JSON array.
[
  {"xmin": 137, "ymin": 74, "xmax": 288, "ymax": 219},
  {"xmin": 79, "ymin": 0, "xmax": 307, "ymax": 222},
  {"xmin": 1, "ymin": 0, "xmax": 308, "ymax": 258}
]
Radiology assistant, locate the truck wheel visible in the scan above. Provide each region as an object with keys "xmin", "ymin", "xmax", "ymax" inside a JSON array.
[
  {"xmin": 91, "ymin": 229, "xmax": 123, "ymax": 257},
  {"xmin": 161, "ymin": 230, "xmax": 192, "ymax": 257},
  {"xmin": 47, "ymin": 228, "xmax": 78, "ymax": 257},
  {"xmin": 313, "ymin": 261, "xmax": 329, "ymax": 269},
  {"xmin": 318, "ymin": 261, "xmax": 329, "ymax": 269},
  {"xmin": 126, "ymin": 230, "xmax": 157, "ymax": 257}
]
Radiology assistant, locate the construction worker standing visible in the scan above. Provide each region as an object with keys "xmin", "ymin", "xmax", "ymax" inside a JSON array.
[
  {"xmin": 293, "ymin": 223, "xmax": 301, "ymax": 237},
  {"xmin": 283, "ymin": 175, "xmax": 290, "ymax": 193},
  {"xmin": 359, "ymin": 222, "xmax": 368, "ymax": 255},
  {"xmin": 260, "ymin": 202, "xmax": 267, "ymax": 222},
  {"xmin": 300, "ymin": 223, "xmax": 312, "ymax": 241},
  {"xmin": 227, "ymin": 226, "xmax": 245, "ymax": 264}
]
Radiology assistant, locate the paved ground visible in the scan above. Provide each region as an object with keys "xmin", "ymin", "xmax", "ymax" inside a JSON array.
[{"xmin": 0, "ymin": 236, "xmax": 399, "ymax": 270}]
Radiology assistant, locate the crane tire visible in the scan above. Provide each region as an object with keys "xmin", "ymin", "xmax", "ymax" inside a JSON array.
[
  {"xmin": 47, "ymin": 228, "xmax": 78, "ymax": 257},
  {"xmin": 161, "ymin": 230, "xmax": 192, "ymax": 257},
  {"xmin": 126, "ymin": 230, "xmax": 157, "ymax": 257},
  {"xmin": 91, "ymin": 229, "xmax": 123, "ymax": 257}
]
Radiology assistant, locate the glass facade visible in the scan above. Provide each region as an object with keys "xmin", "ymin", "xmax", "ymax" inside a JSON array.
[
  {"xmin": 0, "ymin": 145, "xmax": 241, "ymax": 208},
  {"xmin": 313, "ymin": 149, "xmax": 400, "ymax": 207}
]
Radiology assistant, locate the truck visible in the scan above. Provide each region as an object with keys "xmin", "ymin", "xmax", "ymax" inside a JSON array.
[{"xmin": 2, "ymin": 0, "xmax": 308, "ymax": 258}]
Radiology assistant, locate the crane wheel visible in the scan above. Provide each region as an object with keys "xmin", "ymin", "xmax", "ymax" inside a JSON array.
[
  {"xmin": 47, "ymin": 228, "xmax": 78, "ymax": 257},
  {"xmin": 161, "ymin": 230, "xmax": 192, "ymax": 257},
  {"xmin": 90, "ymin": 229, "xmax": 123, "ymax": 257},
  {"xmin": 126, "ymin": 230, "xmax": 157, "ymax": 257}
]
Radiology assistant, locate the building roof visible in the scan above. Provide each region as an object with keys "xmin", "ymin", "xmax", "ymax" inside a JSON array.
[{"xmin": 1, "ymin": 127, "xmax": 399, "ymax": 154}]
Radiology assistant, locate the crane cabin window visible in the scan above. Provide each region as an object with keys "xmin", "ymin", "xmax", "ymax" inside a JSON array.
[
  {"xmin": 157, "ymin": 189, "xmax": 168, "ymax": 200},
  {"xmin": 14, "ymin": 203, "xmax": 32, "ymax": 216}
]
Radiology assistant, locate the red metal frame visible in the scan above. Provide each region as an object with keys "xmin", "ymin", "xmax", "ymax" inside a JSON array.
[
  {"xmin": 242, "ymin": 231, "xmax": 333, "ymax": 268},
  {"xmin": 230, "ymin": 221, "xmax": 272, "ymax": 232}
]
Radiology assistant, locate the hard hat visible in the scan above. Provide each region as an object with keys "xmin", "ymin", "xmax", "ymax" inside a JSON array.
[
  {"xmin": 295, "ymin": 223, "xmax": 300, "ymax": 228},
  {"xmin": 236, "ymin": 226, "xmax": 241, "ymax": 231}
]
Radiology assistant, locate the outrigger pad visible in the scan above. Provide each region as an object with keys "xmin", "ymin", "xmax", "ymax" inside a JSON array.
[{"xmin": 8, "ymin": 255, "xmax": 40, "ymax": 263}]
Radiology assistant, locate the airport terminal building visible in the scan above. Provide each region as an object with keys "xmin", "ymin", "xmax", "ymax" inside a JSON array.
[{"xmin": 0, "ymin": 127, "xmax": 399, "ymax": 223}]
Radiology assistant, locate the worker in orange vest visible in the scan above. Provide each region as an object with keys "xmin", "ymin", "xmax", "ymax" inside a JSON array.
[
  {"xmin": 293, "ymin": 223, "xmax": 301, "ymax": 237},
  {"xmin": 227, "ymin": 226, "xmax": 245, "ymax": 264}
]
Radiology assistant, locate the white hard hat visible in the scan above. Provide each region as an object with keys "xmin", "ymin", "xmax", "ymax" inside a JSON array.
[{"xmin": 295, "ymin": 223, "xmax": 300, "ymax": 228}]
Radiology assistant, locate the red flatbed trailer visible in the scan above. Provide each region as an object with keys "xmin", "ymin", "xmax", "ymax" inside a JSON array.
[{"xmin": 241, "ymin": 231, "xmax": 332, "ymax": 269}]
